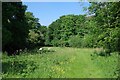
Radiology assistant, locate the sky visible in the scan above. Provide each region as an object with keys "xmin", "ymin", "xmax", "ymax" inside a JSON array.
[{"xmin": 23, "ymin": 2, "xmax": 90, "ymax": 26}]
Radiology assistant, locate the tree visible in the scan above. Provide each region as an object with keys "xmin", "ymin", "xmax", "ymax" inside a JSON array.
[
  {"xmin": 88, "ymin": 2, "xmax": 120, "ymax": 52},
  {"xmin": 25, "ymin": 12, "xmax": 47, "ymax": 48},
  {"xmin": 2, "ymin": 2, "xmax": 29, "ymax": 55},
  {"xmin": 46, "ymin": 14, "xmax": 86, "ymax": 47}
]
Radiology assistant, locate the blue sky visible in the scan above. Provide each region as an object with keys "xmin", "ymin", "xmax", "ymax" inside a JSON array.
[{"xmin": 23, "ymin": 2, "xmax": 90, "ymax": 26}]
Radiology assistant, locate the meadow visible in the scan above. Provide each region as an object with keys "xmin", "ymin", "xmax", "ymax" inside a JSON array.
[{"xmin": 2, "ymin": 47, "xmax": 119, "ymax": 78}]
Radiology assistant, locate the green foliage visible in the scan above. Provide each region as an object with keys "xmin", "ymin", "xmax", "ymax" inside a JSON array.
[
  {"xmin": 2, "ymin": 2, "xmax": 120, "ymax": 56},
  {"xmin": 97, "ymin": 28, "xmax": 120, "ymax": 52},
  {"xmin": 2, "ymin": 2, "xmax": 120, "ymax": 79},
  {"xmin": 91, "ymin": 51, "xmax": 118, "ymax": 78},
  {"xmin": 2, "ymin": 47, "xmax": 119, "ymax": 78},
  {"xmin": 46, "ymin": 15, "xmax": 86, "ymax": 47},
  {"xmin": 46, "ymin": 4, "xmax": 120, "ymax": 54},
  {"xmin": 2, "ymin": 27, "xmax": 12, "ymax": 47},
  {"xmin": 68, "ymin": 35, "xmax": 82, "ymax": 48},
  {"xmin": 93, "ymin": 49, "xmax": 111, "ymax": 57},
  {"xmin": 2, "ymin": 2, "xmax": 29, "ymax": 55},
  {"xmin": 2, "ymin": 4, "xmax": 47, "ymax": 54},
  {"xmin": 25, "ymin": 12, "xmax": 47, "ymax": 48},
  {"xmin": 28, "ymin": 30, "xmax": 40, "ymax": 44},
  {"xmin": 51, "ymin": 38, "xmax": 60, "ymax": 47},
  {"xmin": 81, "ymin": 34, "xmax": 95, "ymax": 48},
  {"xmin": 88, "ymin": 2, "xmax": 120, "ymax": 53},
  {"xmin": 25, "ymin": 12, "xmax": 40, "ymax": 29},
  {"xmin": 2, "ymin": 58, "xmax": 37, "ymax": 78}
]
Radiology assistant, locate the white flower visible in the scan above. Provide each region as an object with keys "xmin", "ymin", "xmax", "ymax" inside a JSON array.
[
  {"xmin": 39, "ymin": 48, "xmax": 43, "ymax": 50},
  {"xmin": 19, "ymin": 49, "xmax": 22, "ymax": 52}
]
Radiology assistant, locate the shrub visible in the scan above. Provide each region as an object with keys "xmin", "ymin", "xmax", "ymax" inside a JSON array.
[
  {"xmin": 68, "ymin": 35, "xmax": 82, "ymax": 48},
  {"xmin": 93, "ymin": 49, "xmax": 111, "ymax": 57},
  {"xmin": 81, "ymin": 34, "xmax": 95, "ymax": 48},
  {"xmin": 51, "ymin": 39, "xmax": 59, "ymax": 47}
]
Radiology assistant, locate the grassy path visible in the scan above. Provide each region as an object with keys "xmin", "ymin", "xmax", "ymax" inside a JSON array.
[
  {"xmin": 54, "ymin": 48, "xmax": 105, "ymax": 78},
  {"xmin": 2, "ymin": 47, "xmax": 118, "ymax": 78},
  {"xmin": 64, "ymin": 48, "xmax": 103, "ymax": 78}
]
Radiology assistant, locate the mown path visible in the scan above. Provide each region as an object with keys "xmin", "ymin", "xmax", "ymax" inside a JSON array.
[
  {"xmin": 46, "ymin": 47, "xmax": 117, "ymax": 78},
  {"xmin": 54, "ymin": 47, "xmax": 104, "ymax": 78}
]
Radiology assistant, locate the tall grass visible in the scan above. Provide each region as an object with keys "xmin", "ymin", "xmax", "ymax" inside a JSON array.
[{"xmin": 2, "ymin": 47, "xmax": 119, "ymax": 78}]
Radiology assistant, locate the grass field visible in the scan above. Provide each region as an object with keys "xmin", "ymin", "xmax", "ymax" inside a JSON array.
[{"xmin": 2, "ymin": 47, "xmax": 119, "ymax": 78}]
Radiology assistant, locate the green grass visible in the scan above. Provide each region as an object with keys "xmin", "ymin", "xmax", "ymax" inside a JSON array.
[{"xmin": 2, "ymin": 47, "xmax": 119, "ymax": 78}]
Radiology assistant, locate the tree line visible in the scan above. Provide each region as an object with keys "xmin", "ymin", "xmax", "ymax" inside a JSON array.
[
  {"xmin": 2, "ymin": 2, "xmax": 47, "ymax": 55},
  {"xmin": 2, "ymin": 2, "xmax": 120, "ymax": 55}
]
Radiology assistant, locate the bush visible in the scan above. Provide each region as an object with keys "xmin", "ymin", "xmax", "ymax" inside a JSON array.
[
  {"xmin": 51, "ymin": 39, "xmax": 59, "ymax": 47},
  {"xmin": 97, "ymin": 28, "xmax": 119, "ymax": 52},
  {"xmin": 93, "ymin": 49, "xmax": 111, "ymax": 57},
  {"xmin": 81, "ymin": 34, "xmax": 95, "ymax": 48},
  {"xmin": 2, "ymin": 60, "xmax": 37, "ymax": 78},
  {"xmin": 68, "ymin": 35, "xmax": 82, "ymax": 48}
]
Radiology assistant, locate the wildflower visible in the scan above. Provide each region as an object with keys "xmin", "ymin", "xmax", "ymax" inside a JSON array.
[
  {"xmin": 39, "ymin": 48, "xmax": 43, "ymax": 50},
  {"xmin": 19, "ymin": 49, "xmax": 22, "ymax": 52}
]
